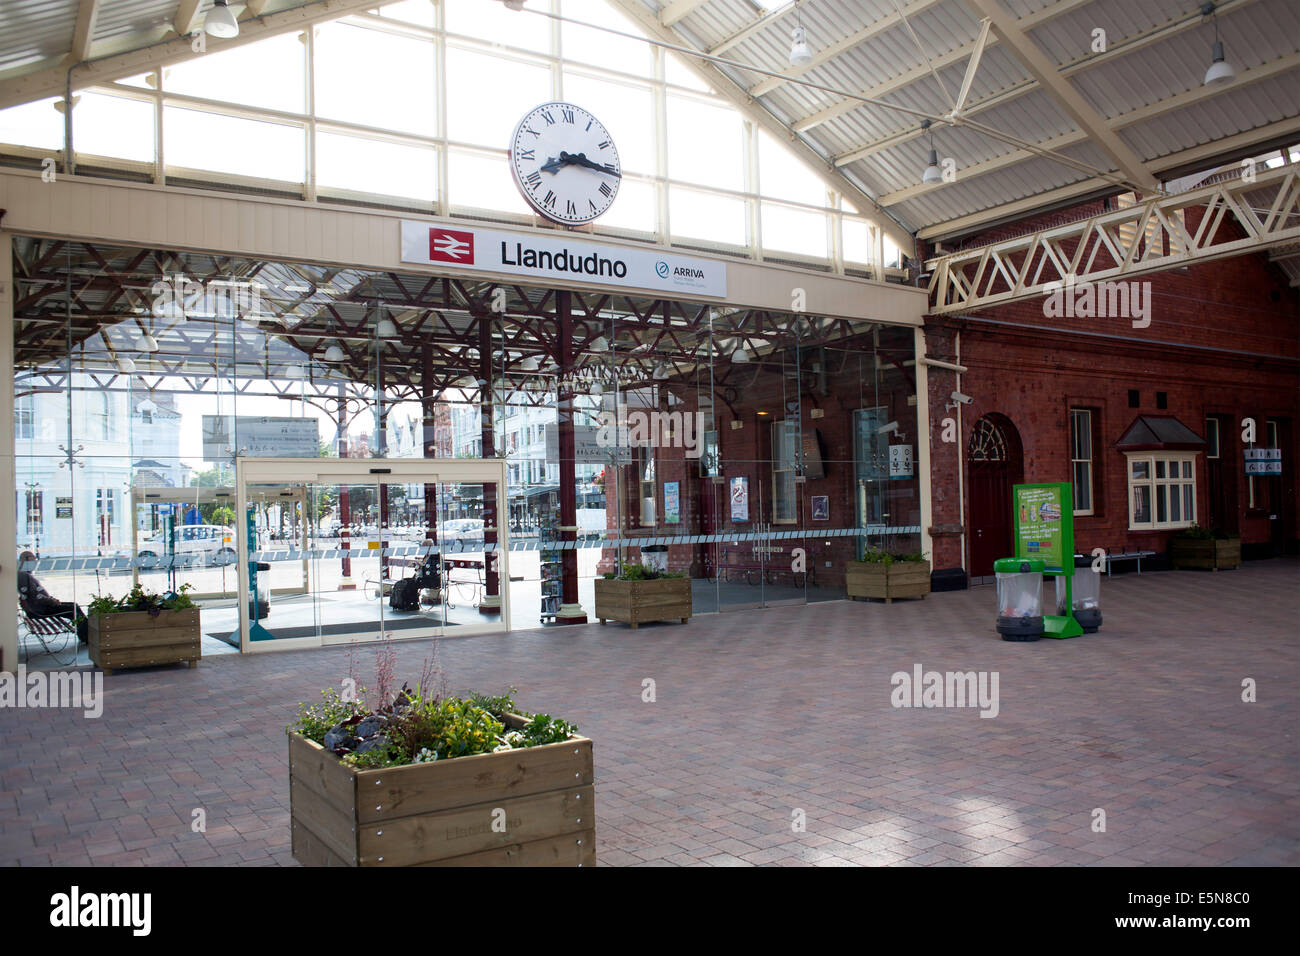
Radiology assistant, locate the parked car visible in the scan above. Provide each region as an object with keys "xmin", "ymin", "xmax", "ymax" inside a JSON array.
[{"xmin": 138, "ymin": 524, "xmax": 236, "ymax": 568}]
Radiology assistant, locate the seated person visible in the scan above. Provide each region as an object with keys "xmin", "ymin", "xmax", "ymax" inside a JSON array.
[{"xmin": 17, "ymin": 551, "xmax": 88, "ymax": 643}]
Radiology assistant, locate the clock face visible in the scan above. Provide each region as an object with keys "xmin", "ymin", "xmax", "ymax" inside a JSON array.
[{"xmin": 509, "ymin": 101, "xmax": 621, "ymax": 225}]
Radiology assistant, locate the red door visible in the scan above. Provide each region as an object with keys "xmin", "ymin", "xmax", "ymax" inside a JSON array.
[
  {"xmin": 969, "ymin": 461, "xmax": 1012, "ymax": 577},
  {"xmin": 967, "ymin": 415, "xmax": 1023, "ymax": 578}
]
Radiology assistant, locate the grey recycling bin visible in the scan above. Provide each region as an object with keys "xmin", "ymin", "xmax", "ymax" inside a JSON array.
[
  {"xmin": 995, "ymin": 557, "xmax": 1045, "ymax": 642},
  {"xmin": 1056, "ymin": 556, "xmax": 1102, "ymax": 633},
  {"xmin": 249, "ymin": 561, "xmax": 271, "ymax": 620}
]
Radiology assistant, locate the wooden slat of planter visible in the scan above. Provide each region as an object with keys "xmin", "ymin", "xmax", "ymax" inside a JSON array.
[
  {"xmin": 421, "ymin": 828, "xmax": 596, "ymax": 867},
  {"xmin": 288, "ymin": 734, "xmax": 358, "ymax": 810},
  {"xmin": 96, "ymin": 627, "xmax": 200, "ymax": 648},
  {"xmin": 357, "ymin": 785, "xmax": 593, "ymax": 866},
  {"xmin": 291, "ymin": 814, "xmax": 351, "ymax": 867},
  {"xmin": 96, "ymin": 644, "xmax": 199, "ymax": 668},
  {"xmin": 290, "ymin": 776, "xmax": 358, "ymax": 865},
  {"xmin": 357, "ymin": 737, "xmax": 593, "ymax": 824}
]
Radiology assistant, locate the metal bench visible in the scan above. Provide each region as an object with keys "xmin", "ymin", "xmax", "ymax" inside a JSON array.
[
  {"xmin": 18, "ymin": 609, "xmax": 78, "ymax": 665},
  {"xmin": 1084, "ymin": 550, "xmax": 1157, "ymax": 576}
]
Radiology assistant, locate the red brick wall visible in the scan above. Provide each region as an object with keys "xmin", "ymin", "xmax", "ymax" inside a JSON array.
[{"xmin": 925, "ymin": 198, "xmax": 1300, "ymax": 576}]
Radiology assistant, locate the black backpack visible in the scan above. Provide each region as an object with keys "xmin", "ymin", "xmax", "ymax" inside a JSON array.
[{"xmin": 389, "ymin": 577, "xmax": 419, "ymax": 612}]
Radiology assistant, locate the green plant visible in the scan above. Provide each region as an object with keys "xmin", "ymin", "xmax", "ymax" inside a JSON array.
[
  {"xmin": 88, "ymin": 582, "xmax": 197, "ymax": 618},
  {"xmin": 857, "ymin": 547, "xmax": 927, "ymax": 566},
  {"xmin": 602, "ymin": 562, "xmax": 686, "ymax": 581},
  {"xmin": 510, "ymin": 713, "xmax": 578, "ymax": 748},
  {"xmin": 1175, "ymin": 524, "xmax": 1233, "ymax": 540},
  {"xmin": 465, "ymin": 686, "xmax": 520, "ymax": 718},
  {"xmin": 289, "ymin": 687, "xmax": 366, "ymax": 744}
]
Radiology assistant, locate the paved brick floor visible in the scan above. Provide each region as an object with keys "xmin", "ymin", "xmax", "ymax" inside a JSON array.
[{"xmin": 2, "ymin": 560, "xmax": 1297, "ymax": 866}]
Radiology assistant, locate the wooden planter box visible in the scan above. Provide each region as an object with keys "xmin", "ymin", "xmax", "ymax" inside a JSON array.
[
  {"xmin": 288, "ymin": 715, "xmax": 595, "ymax": 867},
  {"xmin": 594, "ymin": 576, "xmax": 692, "ymax": 629},
  {"xmin": 845, "ymin": 560, "xmax": 931, "ymax": 603},
  {"xmin": 1170, "ymin": 536, "xmax": 1241, "ymax": 571},
  {"xmin": 88, "ymin": 609, "xmax": 201, "ymax": 674}
]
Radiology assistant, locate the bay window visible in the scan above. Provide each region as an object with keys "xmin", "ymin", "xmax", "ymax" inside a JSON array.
[{"xmin": 1126, "ymin": 452, "xmax": 1197, "ymax": 530}]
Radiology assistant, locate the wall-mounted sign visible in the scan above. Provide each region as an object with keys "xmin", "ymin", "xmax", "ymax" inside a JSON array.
[
  {"xmin": 202, "ymin": 416, "xmax": 320, "ymax": 460},
  {"xmin": 729, "ymin": 476, "xmax": 749, "ymax": 522},
  {"xmin": 1244, "ymin": 447, "xmax": 1282, "ymax": 476},
  {"xmin": 664, "ymin": 481, "xmax": 680, "ymax": 525},
  {"xmin": 810, "ymin": 495, "xmax": 829, "ymax": 521},
  {"xmin": 55, "ymin": 496, "xmax": 73, "ymax": 519},
  {"xmin": 889, "ymin": 444, "xmax": 914, "ymax": 479},
  {"xmin": 400, "ymin": 221, "xmax": 726, "ymax": 298}
]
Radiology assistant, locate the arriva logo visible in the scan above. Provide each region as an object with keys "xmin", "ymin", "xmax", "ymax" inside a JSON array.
[{"xmin": 655, "ymin": 261, "xmax": 670, "ymax": 278}]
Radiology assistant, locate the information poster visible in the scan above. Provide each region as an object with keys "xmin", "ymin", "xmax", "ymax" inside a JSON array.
[
  {"xmin": 1013, "ymin": 482, "xmax": 1071, "ymax": 573},
  {"xmin": 889, "ymin": 444, "xmax": 914, "ymax": 479},
  {"xmin": 729, "ymin": 476, "xmax": 749, "ymax": 522},
  {"xmin": 664, "ymin": 481, "xmax": 680, "ymax": 525},
  {"xmin": 55, "ymin": 496, "xmax": 73, "ymax": 519},
  {"xmin": 1244, "ymin": 447, "xmax": 1282, "ymax": 475}
]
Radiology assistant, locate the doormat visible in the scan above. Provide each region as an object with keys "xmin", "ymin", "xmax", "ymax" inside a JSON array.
[{"xmin": 208, "ymin": 616, "xmax": 458, "ymax": 644}]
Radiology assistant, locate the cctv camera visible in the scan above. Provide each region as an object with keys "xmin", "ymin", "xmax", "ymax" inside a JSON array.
[
  {"xmin": 950, "ymin": 391, "xmax": 973, "ymax": 405},
  {"xmin": 876, "ymin": 420, "xmax": 899, "ymax": 435}
]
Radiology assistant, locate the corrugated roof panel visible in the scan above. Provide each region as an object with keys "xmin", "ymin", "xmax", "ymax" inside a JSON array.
[
  {"xmin": 1027, "ymin": 0, "xmax": 1192, "ymax": 69},
  {"xmin": 1120, "ymin": 70, "xmax": 1300, "ymax": 164},
  {"xmin": 93, "ymin": 0, "xmax": 183, "ymax": 43},
  {"xmin": 0, "ymin": 0, "xmax": 76, "ymax": 74}
]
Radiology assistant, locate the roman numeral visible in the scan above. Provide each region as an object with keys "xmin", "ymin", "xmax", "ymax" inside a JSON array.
[
  {"xmin": 541, "ymin": 110, "xmax": 556, "ymax": 126},
  {"xmin": 597, "ymin": 140, "xmax": 611, "ymax": 150},
  {"xmin": 525, "ymin": 171, "xmax": 542, "ymax": 189},
  {"xmin": 598, "ymin": 181, "xmax": 612, "ymax": 197},
  {"xmin": 585, "ymin": 119, "xmax": 592, "ymax": 131},
  {"xmin": 543, "ymin": 190, "xmax": 556, "ymax": 208},
  {"xmin": 566, "ymin": 200, "xmax": 576, "ymax": 216},
  {"xmin": 518, "ymin": 148, "xmax": 535, "ymax": 161},
  {"xmin": 589, "ymin": 199, "xmax": 599, "ymax": 212},
  {"xmin": 561, "ymin": 108, "xmax": 575, "ymax": 124},
  {"xmin": 525, "ymin": 126, "xmax": 539, "ymax": 138}
]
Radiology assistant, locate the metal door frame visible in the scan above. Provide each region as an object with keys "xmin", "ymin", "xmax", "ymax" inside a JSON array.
[{"xmin": 235, "ymin": 457, "xmax": 510, "ymax": 654}]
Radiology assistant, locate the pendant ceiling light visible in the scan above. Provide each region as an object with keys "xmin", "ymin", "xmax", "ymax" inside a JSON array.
[
  {"xmin": 285, "ymin": 362, "xmax": 306, "ymax": 380},
  {"xmin": 133, "ymin": 330, "xmax": 159, "ymax": 353},
  {"xmin": 116, "ymin": 356, "xmax": 136, "ymax": 374},
  {"xmin": 324, "ymin": 344, "xmax": 346, "ymax": 363},
  {"xmin": 503, "ymin": 0, "xmax": 527, "ymax": 10},
  {"xmin": 653, "ymin": 362, "xmax": 669, "ymax": 380},
  {"xmin": 591, "ymin": 380, "xmax": 604, "ymax": 396},
  {"xmin": 1201, "ymin": 3, "xmax": 1235, "ymax": 85},
  {"xmin": 921, "ymin": 120, "xmax": 943, "ymax": 185},
  {"xmin": 789, "ymin": 20, "xmax": 813, "ymax": 67},
  {"xmin": 375, "ymin": 316, "xmax": 398, "ymax": 339},
  {"xmin": 519, "ymin": 355, "xmax": 540, "ymax": 371},
  {"xmin": 731, "ymin": 345, "xmax": 751, "ymax": 364},
  {"xmin": 590, "ymin": 335, "xmax": 609, "ymax": 352},
  {"xmin": 205, "ymin": 1, "xmax": 240, "ymax": 40}
]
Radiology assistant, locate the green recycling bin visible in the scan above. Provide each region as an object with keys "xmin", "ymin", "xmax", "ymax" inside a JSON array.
[{"xmin": 995, "ymin": 557, "xmax": 1046, "ymax": 642}]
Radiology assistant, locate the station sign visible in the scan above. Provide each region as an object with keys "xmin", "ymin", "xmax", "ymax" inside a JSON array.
[{"xmin": 400, "ymin": 221, "xmax": 727, "ymax": 298}]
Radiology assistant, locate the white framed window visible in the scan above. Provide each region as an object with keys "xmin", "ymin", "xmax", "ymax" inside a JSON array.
[
  {"xmin": 25, "ymin": 489, "xmax": 43, "ymax": 537},
  {"xmin": 637, "ymin": 446, "xmax": 656, "ymax": 527},
  {"xmin": 772, "ymin": 419, "xmax": 798, "ymax": 524},
  {"xmin": 1070, "ymin": 408, "xmax": 1094, "ymax": 515},
  {"xmin": 1205, "ymin": 417, "xmax": 1220, "ymax": 458},
  {"xmin": 1126, "ymin": 452, "xmax": 1197, "ymax": 530},
  {"xmin": 15, "ymin": 393, "xmax": 33, "ymax": 440}
]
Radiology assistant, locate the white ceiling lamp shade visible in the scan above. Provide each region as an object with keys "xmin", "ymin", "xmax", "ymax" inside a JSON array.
[
  {"xmin": 731, "ymin": 345, "xmax": 751, "ymax": 364},
  {"xmin": 204, "ymin": 1, "xmax": 240, "ymax": 39},
  {"xmin": 519, "ymin": 355, "xmax": 540, "ymax": 371},
  {"xmin": 590, "ymin": 380, "xmax": 604, "ymax": 396},
  {"xmin": 590, "ymin": 335, "xmax": 609, "ymax": 352},
  {"xmin": 789, "ymin": 25, "xmax": 813, "ymax": 67},
  {"xmin": 920, "ymin": 119, "xmax": 943, "ymax": 185},
  {"xmin": 116, "ymin": 355, "xmax": 136, "ymax": 374},
  {"xmin": 375, "ymin": 316, "xmax": 398, "ymax": 339},
  {"xmin": 285, "ymin": 362, "xmax": 306, "ymax": 380},
  {"xmin": 133, "ymin": 330, "xmax": 159, "ymax": 353},
  {"xmin": 653, "ymin": 362, "xmax": 669, "ymax": 380},
  {"xmin": 323, "ymin": 344, "xmax": 347, "ymax": 363},
  {"xmin": 503, "ymin": 0, "xmax": 527, "ymax": 10},
  {"xmin": 1202, "ymin": 3, "xmax": 1235, "ymax": 85}
]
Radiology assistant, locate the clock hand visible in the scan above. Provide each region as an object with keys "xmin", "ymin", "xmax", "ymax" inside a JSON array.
[{"xmin": 570, "ymin": 152, "xmax": 621, "ymax": 178}]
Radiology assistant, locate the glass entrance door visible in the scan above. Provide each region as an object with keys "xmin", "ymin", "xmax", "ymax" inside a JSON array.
[{"xmin": 235, "ymin": 458, "xmax": 509, "ymax": 651}]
